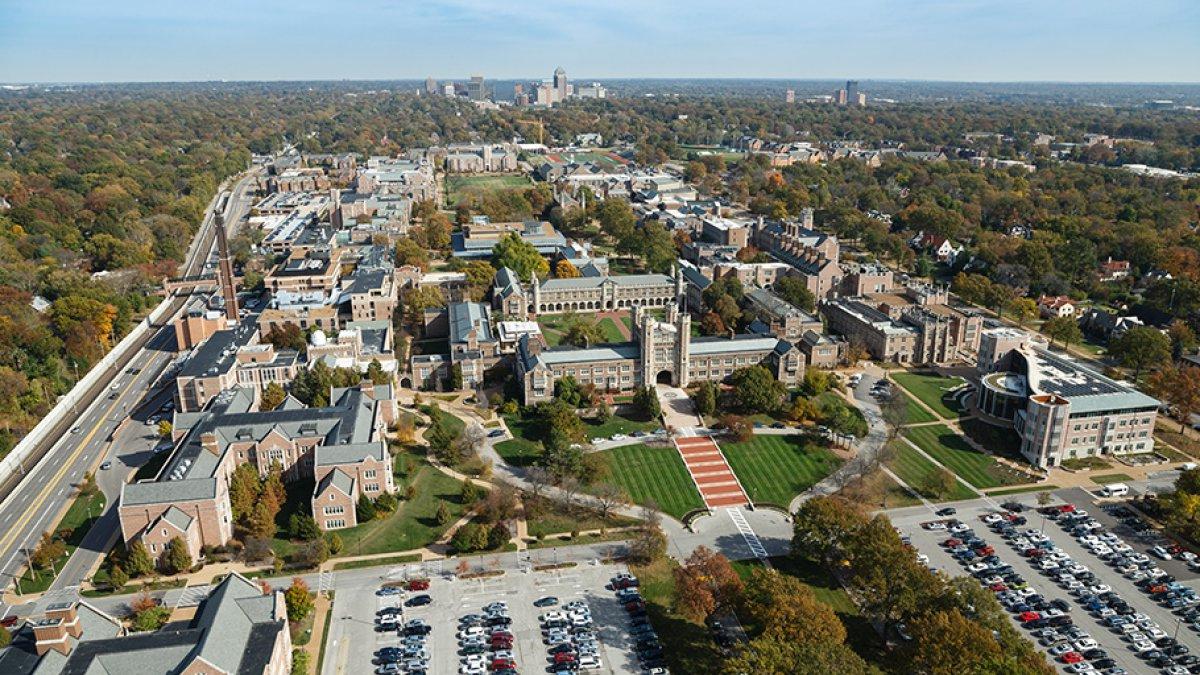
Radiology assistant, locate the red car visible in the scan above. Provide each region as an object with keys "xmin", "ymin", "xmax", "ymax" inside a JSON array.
[
  {"xmin": 406, "ymin": 579, "xmax": 429, "ymax": 591},
  {"xmin": 1018, "ymin": 611, "xmax": 1041, "ymax": 623},
  {"xmin": 989, "ymin": 583, "xmax": 1007, "ymax": 592},
  {"xmin": 1024, "ymin": 548, "xmax": 1044, "ymax": 558},
  {"xmin": 492, "ymin": 658, "xmax": 517, "ymax": 670},
  {"xmin": 0, "ymin": 616, "xmax": 17, "ymax": 628},
  {"xmin": 975, "ymin": 545, "xmax": 995, "ymax": 556},
  {"xmin": 554, "ymin": 653, "xmax": 577, "ymax": 664},
  {"xmin": 1169, "ymin": 544, "xmax": 1185, "ymax": 555},
  {"xmin": 1058, "ymin": 504, "xmax": 1076, "ymax": 513},
  {"xmin": 1061, "ymin": 652, "xmax": 1084, "ymax": 664},
  {"xmin": 943, "ymin": 537, "xmax": 963, "ymax": 548}
]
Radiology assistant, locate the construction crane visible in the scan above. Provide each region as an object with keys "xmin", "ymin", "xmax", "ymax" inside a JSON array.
[{"xmin": 516, "ymin": 119, "xmax": 546, "ymax": 146}]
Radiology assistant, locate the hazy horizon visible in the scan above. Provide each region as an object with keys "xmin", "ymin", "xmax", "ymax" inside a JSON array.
[{"xmin": 1, "ymin": 0, "xmax": 1197, "ymax": 84}]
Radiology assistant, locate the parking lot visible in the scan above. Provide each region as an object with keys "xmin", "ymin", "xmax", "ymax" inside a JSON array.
[
  {"xmin": 891, "ymin": 489, "xmax": 1200, "ymax": 674},
  {"xmin": 322, "ymin": 561, "xmax": 649, "ymax": 675}
]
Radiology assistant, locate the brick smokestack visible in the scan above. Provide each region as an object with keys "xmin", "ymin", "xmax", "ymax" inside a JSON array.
[{"xmin": 215, "ymin": 212, "xmax": 240, "ymax": 321}]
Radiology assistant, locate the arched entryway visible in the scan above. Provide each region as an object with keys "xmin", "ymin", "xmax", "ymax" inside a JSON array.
[
  {"xmin": 656, "ymin": 370, "xmax": 673, "ymax": 385},
  {"xmin": 399, "ymin": 377, "xmax": 412, "ymax": 389}
]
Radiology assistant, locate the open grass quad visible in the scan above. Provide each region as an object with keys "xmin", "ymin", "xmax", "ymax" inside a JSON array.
[
  {"xmin": 597, "ymin": 443, "xmax": 704, "ymax": 521},
  {"xmin": 903, "ymin": 424, "xmax": 1029, "ymax": 489},
  {"xmin": 885, "ymin": 442, "xmax": 978, "ymax": 501},
  {"xmin": 891, "ymin": 371, "xmax": 967, "ymax": 418},
  {"xmin": 720, "ymin": 434, "xmax": 842, "ymax": 507},
  {"xmin": 444, "ymin": 173, "xmax": 530, "ymax": 204}
]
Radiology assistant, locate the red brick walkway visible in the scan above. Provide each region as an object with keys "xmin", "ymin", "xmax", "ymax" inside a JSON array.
[{"xmin": 673, "ymin": 435, "xmax": 749, "ymax": 508}]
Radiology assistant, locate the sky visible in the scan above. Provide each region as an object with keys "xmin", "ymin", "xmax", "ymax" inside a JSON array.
[{"xmin": 1, "ymin": 0, "xmax": 1198, "ymax": 83}]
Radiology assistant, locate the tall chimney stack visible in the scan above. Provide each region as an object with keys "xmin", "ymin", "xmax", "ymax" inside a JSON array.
[{"xmin": 215, "ymin": 212, "xmax": 240, "ymax": 321}]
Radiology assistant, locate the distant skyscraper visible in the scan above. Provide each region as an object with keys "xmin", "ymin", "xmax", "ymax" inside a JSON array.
[
  {"xmin": 845, "ymin": 80, "xmax": 861, "ymax": 106},
  {"xmin": 835, "ymin": 88, "xmax": 848, "ymax": 105},
  {"xmin": 554, "ymin": 66, "xmax": 568, "ymax": 102},
  {"xmin": 467, "ymin": 74, "xmax": 487, "ymax": 101},
  {"xmin": 785, "ymin": 89, "xmax": 795, "ymax": 103},
  {"xmin": 425, "ymin": 76, "xmax": 438, "ymax": 95}
]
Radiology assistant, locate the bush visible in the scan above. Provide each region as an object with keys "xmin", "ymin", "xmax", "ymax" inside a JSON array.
[
  {"xmin": 131, "ymin": 605, "xmax": 171, "ymax": 632},
  {"xmin": 326, "ymin": 533, "xmax": 344, "ymax": 555},
  {"xmin": 487, "ymin": 523, "xmax": 510, "ymax": 549},
  {"xmin": 356, "ymin": 494, "xmax": 377, "ymax": 522},
  {"xmin": 375, "ymin": 492, "xmax": 399, "ymax": 514},
  {"xmin": 451, "ymin": 523, "xmax": 489, "ymax": 553},
  {"xmin": 107, "ymin": 565, "xmax": 129, "ymax": 591},
  {"xmin": 288, "ymin": 514, "xmax": 321, "ymax": 541}
]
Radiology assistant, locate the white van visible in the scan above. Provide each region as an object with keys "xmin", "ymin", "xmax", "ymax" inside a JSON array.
[{"xmin": 1099, "ymin": 483, "xmax": 1129, "ymax": 498}]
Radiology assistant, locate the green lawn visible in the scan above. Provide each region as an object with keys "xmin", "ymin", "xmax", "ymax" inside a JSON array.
[
  {"xmin": 336, "ymin": 464, "xmax": 468, "ymax": 557},
  {"xmin": 885, "ymin": 443, "xmax": 977, "ymax": 502},
  {"xmin": 813, "ymin": 392, "xmax": 868, "ymax": 437},
  {"xmin": 445, "ymin": 174, "xmax": 530, "ymax": 205},
  {"xmin": 417, "ymin": 404, "xmax": 465, "ymax": 437},
  {"xmin": 899, "ymin": 391, "xmax": 937, "ymax": 424},
  {"xmin": 720, "ymin": 435, "xmax": 841, "ymax": 506},
  {"xmin": 959, "ymin": 416, "xmax": 1023, "ymax": 459},
  {"xmin": 903, "ymin": 425, "xmax": 1027, "ymax": 489},
  {"xmin": 987, "ymin": 484, "xmax": 1059, "ymax": 496},
  {"xmin": 494, "ymin": 438, "xmax": 541, "ymax": 467},
  {"xmin": 505, "ymin": 410, "xmax": 659, "ymax": 446},
  {"xmin": 891, "ymin": 372, "xmax": 966, "ymax": 419},
  {"xmin": 16, "ymin": 489, "xmax": 107, "ymax": 594},
  {"xmin": 597, "ymin": 444, "xmax": 704, "ymax": 521},
  {"xmin": 524, "ymin": 495, "xmax": 639, "ymax": 538},
  {"xmin": 583, "ymin": 413, "xmax": 660, "ymax": 440},
  {"xmin": 597, "ymin": 317, "xmax": 628, "ymax": 342},
  {"xmin": 1092, "ymin": 473, "xmax": 1134, "ymax": 485}
]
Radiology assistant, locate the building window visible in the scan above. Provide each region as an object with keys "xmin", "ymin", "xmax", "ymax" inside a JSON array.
[
  {"xmin": 324, "ymin": 505, "xmax": 344, "ymax": 515},
  {"xmin": 150, "ymin": 543, "xmax": 158, "ymax": 553},
  {"xmin": 363, "ymin": 469, "xmax": 377, "ymax": 479},
  {"xmin": 366, "ymin": 483, "xmax": 380, "ymax": 492},
  {"xmin": 326, "ymin": 519, "xmax": 345, "ymax": 529}
]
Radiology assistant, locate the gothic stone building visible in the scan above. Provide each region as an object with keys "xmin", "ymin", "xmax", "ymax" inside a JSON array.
[
  {"xmin": 493, "ymin": 267, "xmax": 685, "ymax": 319},
  {"xmin": 515, "ymin": 303, "xmax": 804, "ymax": 403}
]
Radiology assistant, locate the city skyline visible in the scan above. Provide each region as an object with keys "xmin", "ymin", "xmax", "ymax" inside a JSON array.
[{"xmin": 1, "ymin": 0, "xmax": 1198, "ymax": 83}]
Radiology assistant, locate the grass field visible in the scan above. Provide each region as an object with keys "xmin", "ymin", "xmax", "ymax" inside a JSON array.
[
  {"xmin": 417, "ymin": 404, "xmax": 465, "ymax": 438},
  {"xmin": 960, "ymin": 416, "xmax": 1023, "ymax": 459},
  {"xmin": 891, "ymin": 372, "xmax": 966, "ymax": 418},
  {"xmin": 583, "ymin": 413, "xmax": 660, "ymax": 440},
  {"xmin": 903, "ymin": 425, "xmax": 1027, "ymax": 489},
  {"xmin": 597, "ymin": 317, "xmax": 628, "ymax": 342},
  {"xmin": 445, "ymin": 173, "xmax": 530, "ymax": 205},
  {"xmin": 1092, "ymin": 473, "xmax": 1135, "ymax": 485},
  {"xmin": 899, "ymin": 391, "xmax": 937, "ymax": 424},
  {"xmin": 886, "ymin": 443, "xmax": 977, "ymax": 501},
  {"xmin": 987, "ymin": 484, "xmax": 1059, "ymax": 496},
  {"xmin": 15, "ymin": 488, "xmax": 107, "ymax": 594},
  {"xmin": 336, "ymin": 463, "xmax": 468, "ymax": 557},
  {"xmin": 720, "ymin": 435, "xmax": 842, "ymax": 506},
  {"xmin": 597, "ymin": 444, "xmax": 704, "ymax": 521},
  {"xmin": 494, "ymin": 437, "xmax": 542, "ymax": 467}
]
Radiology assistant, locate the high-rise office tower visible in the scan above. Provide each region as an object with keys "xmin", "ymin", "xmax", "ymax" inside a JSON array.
[
  {"xmin": 845, "ymin": 80, "xmax": 859, "ymax": 105},
  {"xmin": 425, "ymin": 76, "xmax": 438, "ymax": 95},
  {"xmin": 553, "ymin": 67, "xmax": 568, "ymax": 102},
  {"xmin": 467, "ymin": 75, "xmax": 486, "ymax": 101}
]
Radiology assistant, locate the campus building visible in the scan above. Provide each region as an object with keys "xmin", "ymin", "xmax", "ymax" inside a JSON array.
[
  {"xmin": 976, "ymin": 328, "xmax": 1160, "ymax": 468},
  {"xmin": 120, "ymin": 383, "xmax": 398, "ymax": 561},
  {"xmin": 0, "ymin": 573, "xmax": 291, "ymax": 675},
  {"xmin": 515, "ymin": 303, "xmax": 804, "ymax": 403},
  {"xmin": 492, "ymin": 266, "xmax": 685, "ymax": 319}
]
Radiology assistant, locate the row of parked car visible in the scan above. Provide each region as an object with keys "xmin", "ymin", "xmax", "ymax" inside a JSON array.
[
  {"xmin": 456, "ymin": 601, "xmax": 517, "ymax": 674},
  {"xmin": 1043, "ymin": 503, "xmax": 1200, "ymax": 674},
  {"xmin": 373, "ymin": 579, "xmax": 434, "ymax": 675},
  {"xmin": 540, "ymin": 597, "xmax": 603, "ymax": 673},
  {"xmin": 610, "ymin": 572, "xmax": 669, "ymax": 673}
]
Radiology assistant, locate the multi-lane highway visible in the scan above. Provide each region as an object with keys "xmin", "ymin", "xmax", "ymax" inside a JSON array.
[{"xmin": 0, "ymin": 170, "xmax": 259, "ymax": 613}]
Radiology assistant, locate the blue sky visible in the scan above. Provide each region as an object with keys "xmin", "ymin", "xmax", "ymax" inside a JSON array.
[{"xmin": 1, "ymin": 0, "xmax": 1197, "ymax": 83}]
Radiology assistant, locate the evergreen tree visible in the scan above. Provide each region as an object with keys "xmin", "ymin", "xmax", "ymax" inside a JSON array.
[
  {"xmin": 229, "ymin": 463, "xmax": 262, "ymax": 523},
  {"xmin": 356, "ymin": 494, "xmax": 377, "ymax": 522},
  {"xmin": 127, "ymin": 540, "xmax": 155, "ymax": 577},
  {"xmin": 163, "ymin": 536, "xmax": 192, "ymax": 574}
]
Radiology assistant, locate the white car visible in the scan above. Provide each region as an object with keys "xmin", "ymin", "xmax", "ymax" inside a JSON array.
[
  {"xmin": 578, "ymin": 654, "xmax": 602, "ymax": 670},
  {"xmin": 1073, "ymin": 638, "xmax": 1098, "ymax": 652},
  {"xmin": 457, "ymin": 627, "xmax": 484, "ymax": 640},
  {"xmin": 1151, "ymin": 546, "xmax": 1173, "ymax": 560},
  {"xmin": 1147, "ymin": 627, "xmax": 1168, "ymax": 641},
  {"xmin": 967, "ymin": 563, "xmax": 989, "ymax": 573},
  {"xmin": 949, "ymin": 523, "xmax": 969, "ymax": 533},
  {"xmin": 459, "ymin": 664, "xmax": 485, "ymax": 675},
  {"xmin": 1133, "ymin": 639, "xmax": 1155, "ymax": 652},
  {"xmin": 1119, "ymin": 624, "xmax": 1139, "ymax": 635},
  {"xmin": 1088, "ymin": 584, "xmax": 1111, "ymax": 595},
  {"xmin": 1066, "ymin": 664, "xmax": 1095, "ymax": 674}
]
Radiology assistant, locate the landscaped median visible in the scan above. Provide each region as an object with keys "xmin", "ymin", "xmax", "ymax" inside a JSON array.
[{"xmin": 15, "ymin": 483, "xmax": 106, "ymax": 594}]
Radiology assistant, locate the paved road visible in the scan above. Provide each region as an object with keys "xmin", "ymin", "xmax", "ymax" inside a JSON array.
[{"xmin": 0, "ymin": 171, "xmax": 259, "ymax": 612}]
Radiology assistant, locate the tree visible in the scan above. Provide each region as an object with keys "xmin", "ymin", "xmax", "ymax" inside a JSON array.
[
  {"xmin": 879, "ymin": 389, "xmax": 908, "ymax": 450},
  {"xmin": 1043, "ymin": 315, "xmax": 1083, "ymax": 350},
  {"xmin": 721, "ymin": 637, "xmax": 870, "ymax": 675},
  {"xmin": 404, "ymin": 285, "xmax": 446, "ymax": 325},
  {"xmin": 739, "ymin": 568, "xmax": 846, "ymax": 645},
  {"xmin": 791, "ymin": 497, "xmax": 868, "ymax": 568},
  {"xmin": 131, "ymin": 604, "xmax": 171, "ymax": 632},
  {"xmin": 1169, "ymin": 320, "xmax": 1198, "ymax": 361},
  {"xmin": 263, "ymin": 464, "xmax": 286, "ymax": 513},
  {"xmin": 1007, "ymin": 297, "xmax": 1038, "ymax": 326},
  {"xmin": 563, "ymin": 318, "xmax": 605, "ymax": 348},
  {"xmin": 291, "ymin": 650, "xmax": 311, "ymax": 675},
  {"xmin": 919, "ymin": 468, "xmax": 959, "ymax": 499},
  {"xmin": 30, "ymin": 532, "xmax": 65, "ymax": 571},
  {"xmin": 436, "ymin": 500, "xmax": 453, "ymax": 526},
  {"xmin": 260, "ymin": 382, "xmax": 286, "ymax": 411},
  {"xmin": 296, "ymin": 538, "xmax": 330, "ymax": 566},
  {"xmin": 424, "ymin": 403, "xmax": 460, "ymax": 457},
  {"xmin": 229, "ymin": 463, "xmax": 262, "ymax": 523},
  {"xmin": 285, "ymin": 577, "xmax": 315, "ymax": 622},
  {"xmin": 731, "ymin": 365, "xmax": 787, "ymax": 414},
  {"xmin": 597, "ymin": 198, "xmax": 636, "ymax": 243},
  {"xmin": 263, "ymin": 323, "xmax": 307, "ymax": 352},
  {"xmin": 788, "ymin": 396, "xmax": 819, "ymax": 424},
  {"xmin": 633, "ymin": 386, "xmax": 661, "ymax": 419},
  {"xmin": 451, "ymin": 523, "xmax": 489, "ymax": 552},
  {"xmin": 1037, "ymin": 490, "xmax": 1054, "ymax": 507},
  {"xmin": 712, "ymin": 294, "xmax": 741, "ymax": 329},
  {"xmin": 774, "ymin": 276, "xmax": 816, "ymax": 312},
  {"xmin": 555, "ymin": 259, "xmax": 581, "ymax": 278},
  {"xmin": 487, "ymin": 523, "xmax": 510, "ymax": 549},
  {"xmin": 627, "ymin": 522, "xmax": 667, "ymax": 564},
  {"xmin": 476, "ymin": 484, "xmax": 518, "ymax": 523},
  {"xmin": 365, "ymin": 359, "xmax": 389, "ymax": 386},
  {"xmin": 394, "ymin": 237, "xmax": 430, "ymax": 270},
  {"xmin": 720, "ymin": 413, "xmax": 753, "ymax": 442},
  {"xmin": 127, "ymin": 540, "xmax": 155, "ymax": 577},
  {"xmin": 248, "ymin": 500, "xmax": 277, "ymax": 538},
  {"xmin": 356, "ymin": 494, "xmax": 377, "ymax": 522},
  {"xmin": 157, "ymin": 420, "xmax": 172, "ymax": 438},
  {"xmin": 908, "ymin": 609, "xmax": 1002, "ymax": 675},
  {"xmin": 326, "ymin": 532, "xmax": 343, "ymax": 555},
  {"xmin": 288, "ymin": 513, "xmax": 321, "ymax": 540},
  {"xmin": 592, "ymin": 482, "xmax": 629, "ymax": 519},
  {"xmin": 449, "ymin": 363, "xmax": 463, "ymax": 390},
  {"xmin": 162, "ymin": 536, "xmax": 192, "ymax": 574},
  {"xmin": 1110, "ymin": 326, "xmax": 1172, "ymax": 381},
  {"xmin": 1147, "ymin": 364, "xmax": 1200, "ymax": 432},
  {"xmin": 845, "ymin": 515, "xmax": 928, "ymax": 638},
  {"xmin": 673, "ymin": 546, "xmax": 744, "ymax": 622},
  {"xmin": 492, "ymin": 232, "xmax": 548, "ymax": 280},
  {"xmin": 0, "ymin": 624, "xmax": 11, "ymax": 649},
  {"xmin": 694, "ymin": 381, "xmax": 717, "ymax": 417},
  {"xmin": 108, "ymin": 564, "xmax": 129, "ymax": 591}
]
